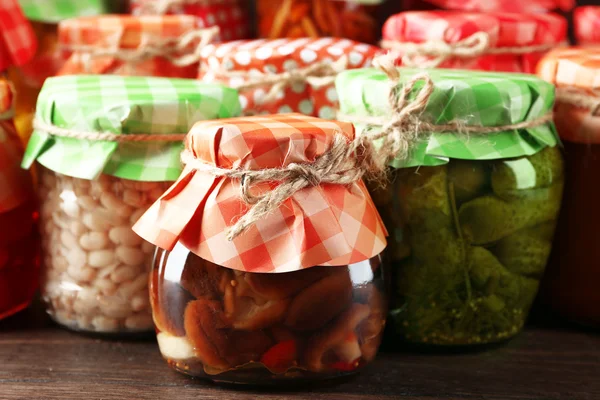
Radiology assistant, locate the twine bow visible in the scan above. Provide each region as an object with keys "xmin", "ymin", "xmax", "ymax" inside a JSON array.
[
  {"xmin": 63, "ymin": 27, "xmax": 220, "ymax": 67},
  {"xmin": 212, "ymin": 56, "xmax": 348, "ymax": 106},
  {"xmin": 183, "ymin": 52, "xmax": 554, "ymax": 240},
  {"xmin": 381, "ymin": 31, "xmax": 557, "ymax": 68}
]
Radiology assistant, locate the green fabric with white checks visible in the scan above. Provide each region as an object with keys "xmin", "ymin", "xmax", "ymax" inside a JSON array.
[
  {"xmin": 18, "ymin": 0, "xmax": 109, "ymax": 22},
  {"xmin": 22, "ymin": 75, "xmax": 241, "ymax": 181},
  {"xmin": 336, "ymin": 68, "xmax": 559, "ymax": 168}
]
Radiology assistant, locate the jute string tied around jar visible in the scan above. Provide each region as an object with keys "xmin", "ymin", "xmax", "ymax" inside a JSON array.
[
  {"xmin": 555, "ymin": 87, "xmax": 600, "ymax": 116},
  {"xmin": 32, "ymin": 119, "xmax": 187, "ymax": 142},
  {"xmin": 381, "ymin": 31, "xmax": 558, "ymax": 68},
  {"xmin": 136, "ymin": 0, "xmax": 223, "ymax": 15},
  {"xmin": 207, "ymin": 55, "xmax": 349, "ymax": 107},
  {"xmin": 62, "ymin": 26, "xmax": 220, "ymax": 67},
  {"xmin": 182, "ymin": 52, "xmax": 554, "ymax": 240}
]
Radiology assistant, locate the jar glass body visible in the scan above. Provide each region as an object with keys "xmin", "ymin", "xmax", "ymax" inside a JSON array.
[
  {"xmin": 151, "ymin": 244, "xmax": 388, "ymax": 384},
  {"xmin": 541, "ymin": 103, "xmax": 600, "ymax": 327},
  {"xmin": 256, "ymin": 0, "xmax": 383, "ymax": 44},
  {"xmin": 371, "ymin": 147, "xmax": 564, "ymax": 346},
  {"xmin": 38, "ymin": 166, "xmax": 171, "ymax": 334}
]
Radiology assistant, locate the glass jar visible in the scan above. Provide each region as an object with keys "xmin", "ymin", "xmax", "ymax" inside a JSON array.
[
  {"xmin": 38, "ymin": 167, "xmax": 170, "ymax": 333},
  {"xmin": 151, "ymin": 245, "xmax": 387, "ymax": 383},
  {"xmin": 0, "ymin": 81, "xmax": 38, "ymax": 319},
  {"xmin": 23, "ymin": 74, "xmax": 242, "ymax": 334},
  {"xmin": 256, "ymin": 0, "xmax": 384, "ymax": 44},
  {"xmin": 336, "ymin": 67, "xmax": 563, "ymax": 347},
  {"xmin": 574, "ymin": 6, "xmax": 600, "ymax": 45},
  {"xmin": 379, "ymin": 148, "xmax": 564, "ymax": 346},
  {"xmin": 381, "ymin": 11, "xmax": 567, "ymax": 73},
  {"xmin": 133, "ymin": 113, "xmax": 389, "ymax": 383},
  {"xmin": 402, "ymin": 0, "xmax": 573, "ymax": 12},
  {"xmin": 537, "ymin": 48, "xmax": 600, "ymax": 327}
]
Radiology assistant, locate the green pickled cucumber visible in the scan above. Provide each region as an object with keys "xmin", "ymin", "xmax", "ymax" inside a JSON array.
[
  {"xmin": 458, "ymin": 183, "xmax": 563, "ymax": 245},
  {"xmin": 491, "ymin": 147, "xmax": 564, "ymax": 200},
  {"xmin": 448, "ymin": 160, "xmax": 489, "ymax": 205},
  {"xmin": 490, "ymin": 221, "xmax": 556, "ymax": 278},
  {"xmin": 397, "ymin": 166, "xmax": 450, "ymax": 215}
]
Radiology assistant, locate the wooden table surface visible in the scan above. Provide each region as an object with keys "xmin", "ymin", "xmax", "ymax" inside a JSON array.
[{"xmin": 1, "ymin": 303, "xmax": 598, "ymax": 400}]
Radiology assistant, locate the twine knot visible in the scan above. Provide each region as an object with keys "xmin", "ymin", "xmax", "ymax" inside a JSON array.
[
  {"xmin": 216, "ymin": 56, "xmax": 348, "ymax": 106},
  {"xmin": 381, "ymin": 31, "xmax": 556, "ymax": 68},
  {"xmin": 63, "ymin": 26, "xmax": 219, "ymax": 67}
]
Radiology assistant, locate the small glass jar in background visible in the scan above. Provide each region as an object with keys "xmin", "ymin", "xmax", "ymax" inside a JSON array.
[
  {"xmin": 0, "ymin": 79, "xmax": 38, "ymax": 320},
  {"xmin": 538, "ymin": 48, "xmax": 600, "ymax": 328},
  {"xmin": 133, "ymin": 114, "xmax": 389, "ymax": 383},
  {"xmin": 22, "ymin": 75, "xmax": 242, "ymax": 335},
  {"xmin": 256, "ymin": 0, "xmax": 385, "ymax": 44}
]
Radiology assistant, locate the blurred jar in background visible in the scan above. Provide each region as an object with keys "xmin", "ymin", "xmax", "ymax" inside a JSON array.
[
  {"xmin": 131, "ymin": 0, "xmax": 251, "ymax": 41},
  {"xmin": 0, "ymin": 79, "xmax": 38, "ymax": 320},
  {"xmin": 11, "ymin": 0, "xmax": 109, "ymax": 146}
]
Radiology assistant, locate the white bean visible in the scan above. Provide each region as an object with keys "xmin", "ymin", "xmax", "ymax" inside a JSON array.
[
  {"xmin": 60, "ymin": 231, "xmax": 78, "ymax": 249},
  {"xmin": 67, "ymin": 264, "xmax": 97, "ymax": 283},
  {"xmin": 79, "ymin": 231, "xmax": 110, "ymax": 251},
  {"xmin": 110, "ymin": 265, "xmax": 138, "ymax": 284},
  {"xmin": 91, "ymin": 316, "xmax": 120, "ymax": 332},
  {"xmin": 129, "ymin": 208, "xmax": 145, "ymax": 225},
  {"xmin": 88, "ymin": 250, "xmax": 116, "ymax": 268},
  {"xmin": 141, "ymin": 241, "xmax": 155, "ymax": 255},
  {"xmin": 109, "ymin": 227, "xmax": 142, "ymax": 246},
  {"xmin": 124, "ymin": 314, "xmax": 153, "ymax": 331},
  {"xmin": 96, "ymin": 278, "xmax": 117, "ymax": 296},
  {"xmin": 123, "ymin": 189, "xmax": 143, "ymax": 207},
  {"xmin": 73, "ymin": 288, "xmax": 99, "ymax": 314},
  {"xmin": 82, "ymin": 212, "xmax": 112, "ymax": 231},
  {"xmin": 69, "ymin": 220, "xmax": 87, "ymax": 236},
  {"xmin": 62, "ymin": 200, "xmax": 80, "ymax": 218},
  {"xmin": 99, "ymin": 297, "xmax": 131, "ymax": 319},
  {"xmin": 130, "ymin": 293, "xmax": 150, "ymax": 312},
  {"xmin": 67, "ymin": 247, "xmax": 87, "ymax": 268},
  {"xmin": 116, "ymin": 246, "xmax": 146, "ymax": 267},
  {"xmin": 78, "ymin": 195, "xmax": 98, "ymax": 211},
  {"xmin": 118, "ymin": 274, "xmax": 148, "ymax": 298}
]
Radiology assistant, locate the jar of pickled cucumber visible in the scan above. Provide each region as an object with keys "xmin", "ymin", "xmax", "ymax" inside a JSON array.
[
  {"xmin": 0, "ymin": 79, "xmax": 38, "ymax": 320},
  {"xmin": 538, "ymin": 48, "xmax": 600, "ymax": 328},
  {"xmin": 12, "ymin": 0, "xmax": 109, "ymax": 145},
  {"xmin": 133, "ymin": 114, "xmax": 389, "ymax": 383},
  {"xmin": 21, "ymin": 75, "xmax": 241, "ymax": 335},
  {"xmin": 337, "ymin": 67, "xmax": 563, "ymax": 347}
]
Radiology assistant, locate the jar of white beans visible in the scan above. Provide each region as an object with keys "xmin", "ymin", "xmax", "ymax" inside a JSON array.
[{"xmin": 38, "ymin": 166, "xmax": 170, "ymax": 334}]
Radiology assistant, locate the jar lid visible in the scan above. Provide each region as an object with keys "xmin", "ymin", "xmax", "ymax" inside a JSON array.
[
  {"xmin": 59, "ymin": 14, "xmax": 200, "ymax": 51},
  {"xmin": 22, "ymin": 74, "xmax": 241, "ymax": 181},
  {"xmin": 383, "ymin": 11, "xmax": 566, "ymax": 49},
  {"xmin": 133, "ymin": 113, "xmax": 388, "ymax": 273},
  {"xmin": 199, "ymin": 38, "xmax": 382, "ymax": 115},
  {"xmin": 336, "ymin": 67, "xmax": 558, "ymax": 168},
  {"xmin": 18, "ymin": 0, "xmax": 109, "ymax": 23},
  {"xmin": 0, "ymin": 0, "xmax": 36, "ymax": 72},
  {"xmin": 574, "ymin": 7, "xmax": 600, "ymax": 45},
  {"xmin": 0, "ymin": 79, "xmax": 31, "ymax": 213},
  {"xmin": 537, "ymin": 47, "xmax": 600, "ymax": 90},
  {"xmin": 417, "ymin": 0, "xmax": 573, "ymax": 12}
]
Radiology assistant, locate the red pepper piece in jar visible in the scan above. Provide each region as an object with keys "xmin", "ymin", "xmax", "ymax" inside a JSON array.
[{"xmin": 260, "ymin": 340, "xmax": 298, "ymax": 372}]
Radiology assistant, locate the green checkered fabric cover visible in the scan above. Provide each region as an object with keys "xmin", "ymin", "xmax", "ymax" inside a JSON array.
[
  {"xmin": 22, "ymin": 75, "xmax": 241, "ymax": 181},
  {"xmin": 18, "ymin": 0, "xmax": 109, "ymax": 22},
  {"xmin": 336, "ymin": 68, "xmax": 559, "ymax": 168}
]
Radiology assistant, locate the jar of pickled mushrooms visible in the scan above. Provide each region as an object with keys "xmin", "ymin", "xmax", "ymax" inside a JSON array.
[
  {"xmin": 21, "ymin": 74, "xmax": 241, "ymax": 335},
  {"xmin": 134, "ymin": 114, "xmax": 389, "ymax": 383},
  {"xmin": 337, "ymin": 67, "xmax": 563, "ymax": 347}
]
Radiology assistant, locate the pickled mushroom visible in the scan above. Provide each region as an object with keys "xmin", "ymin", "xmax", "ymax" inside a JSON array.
[
  {"xmin": 459, "ymin": 183, "xmax": 563, "ymax": 245},
  {"xmin": 151, "ymin": 268, "xmax": 194, "ymax": 336},
  {"xmin": 305, "ymin": 303, "xmax": 370, "ymax": 372},
  {"xmin": 244, "ymin": 266, "xmax": 333, "ymax": 300},
  {"xmin": 284, "ymin": 269, "xmax": 353, "ymax": 331},
  {"xmin": 491, "ymin": 147, "xmax": 564, "ymax": 201},
  {"xmin": 180, "ymin": 257, "xmax": 230, "ymax": 299}
]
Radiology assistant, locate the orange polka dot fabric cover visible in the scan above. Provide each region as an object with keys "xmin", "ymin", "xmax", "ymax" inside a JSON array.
[
  {"xmin": 197, "ymin": 38, "xmax": 382, "ymax": 117},
  {"xmin": 383, "ymin": 11, "xmax": 567, "ymax": 73},
  {"xmin": 58, "ymin": 15, "xmax": 204, "ymax": 78},
  {"xmin": 537, "ymin": 47, "xmax": 600, "ymax": 144},
  {"xmin": 133, "ymin": 114, "xmax": 388, "ymax": 273},
  {"xmin": 0, "ymin": 80, "xmax": 31, "ymax": 213}
]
